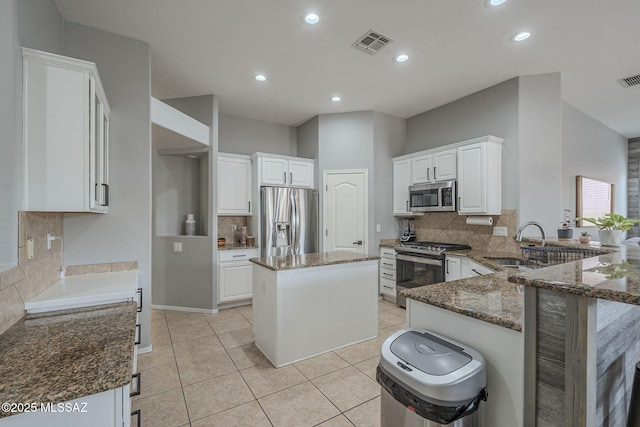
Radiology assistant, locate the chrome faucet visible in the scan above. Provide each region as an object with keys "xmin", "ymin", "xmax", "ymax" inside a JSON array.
[{"xmin": 515, "ymin": 221, "xmax": 547, "ymax": 246}]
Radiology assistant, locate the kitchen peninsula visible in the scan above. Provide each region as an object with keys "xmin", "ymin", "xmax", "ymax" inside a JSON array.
[
  {"xmin": 250, "ymin": 251, "xmax": 379, "ymax": 368},
  {"xmin": 402, "ymin": 243, "xmax": 640, "ymax": 427}
]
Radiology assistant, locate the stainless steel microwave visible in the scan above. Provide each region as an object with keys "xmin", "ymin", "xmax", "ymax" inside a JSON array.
[{"xmin": 409, "ymin": 181, "xmax": 457, "ymax": 212}]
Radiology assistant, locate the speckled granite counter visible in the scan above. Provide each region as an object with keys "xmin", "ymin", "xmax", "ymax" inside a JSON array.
[
  {"xmin": 508, "ymin": 245, "xmax": 640, "ymax": 305},
  {"xmin": 401, "ymin": 249, "xmax": 525, "ymax": 331},
  {"xmin": 249, "ymin": 251, "xmax": 379, "ymax": 271},
  {"xmin": 0, "ymin": 302, "xmax": 136, "ymax": 418}
]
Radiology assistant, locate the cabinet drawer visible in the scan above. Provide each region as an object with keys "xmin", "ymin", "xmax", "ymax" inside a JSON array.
[
  {"xmin": 379, "ymin": 268, "xmax": 396, "ymax": 281},
  {"xmin": 380, "ymin": 277, "xmax": 396, "ymax": 296},
  {"xmin": 380, "ymin": 258, "xmax": 396, "ymax": 271},
  {"xmin": 219, "ymin": 248, "xmax": 259, "ymax": 262},
  {"xmin": 380, "ymin": 247, "xmax": 396, "ymax": 259}
]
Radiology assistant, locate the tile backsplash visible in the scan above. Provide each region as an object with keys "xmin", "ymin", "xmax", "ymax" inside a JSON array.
[
  {"xmin": 217, "ymin": 216, "xmax": 253, "ymax": 245},
  {"xmin": 412, "ymin": 209, "xmax": 520, "ymax": 254},
  {"xmin": 0, "ymin": 212, "xmax": 63, "ymax": 334},
  {"xmin": 0, "ymin": 212, "xmax": 139, "ymax": 335}
]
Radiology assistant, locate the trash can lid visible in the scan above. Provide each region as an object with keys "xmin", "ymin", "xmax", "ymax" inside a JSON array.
[{"xmin": 390, "ymin": 330, "xmax": 472, "ymax": 376}]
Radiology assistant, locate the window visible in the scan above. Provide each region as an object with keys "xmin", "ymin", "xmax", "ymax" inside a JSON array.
[{"xmin": 576, "ymin": 176, "xmax": 614, "ymax": 227}]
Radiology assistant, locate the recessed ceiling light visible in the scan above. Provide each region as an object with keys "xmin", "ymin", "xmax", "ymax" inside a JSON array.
[
  {"xmin": 512, "ymin": 32, "xmax": 531, "ymax": 42},
  {"xmin": 485, "ymin": 0, "xmax": 507, "ymax": 7},
  {"xmin": 331, "ymin": 96, "xmax": 341, "ymax": 102},
  {"xmin": 304, "ymin": 12, "xmax": 319, "ymax": 24},
  {"xmin": 394, "ymin": 54, "xmax": 409, "ymax": 63},
  {"xmin": 255, "ymin": 74, "xmax": 267, "ymax": 82}
]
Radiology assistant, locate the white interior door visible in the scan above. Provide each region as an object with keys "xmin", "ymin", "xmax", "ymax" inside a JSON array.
[{"xmin": 323, "ymin": 170, "xmax": 368, "ymax": 255}]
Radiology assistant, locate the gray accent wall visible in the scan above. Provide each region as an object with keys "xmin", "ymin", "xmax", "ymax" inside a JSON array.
[
  {"xmin": 517, "ymin": 73, "xmax": 563, "ymax": 234},
  {"xmin": 563, "ymin": 102, "xmax": 628, "ymax": 235},
  {"xmin": 0, "ymin": 0, "xmax": 20, "ymax": 266},
  {"xmin": 62, "ymin": 22, "xmax": 153, "ymax": 348},
  {"xmin": 219, "ymin": 113, "xmax": 297, "ymax": 156},
  {"xmin": 296, "ymin": 115, "xmax": 319, "ymax": 187},
  {"xmin": 405, "ymin": 78, "xmax": 520, "ymax": 209},
  {"xmin": 373, "ymin": 112, "xmax": 406, "ymax": 243},
  {"xmin": 152, "ymin": 95, "xmax": 217, "ymax": 311}
]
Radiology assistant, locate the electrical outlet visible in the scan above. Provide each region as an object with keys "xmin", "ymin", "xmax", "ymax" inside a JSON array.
[
  {"xmin": 46, "ymin": 233, "xmax": 53, "ymax": 250},
  {"xmin": 26, "ymin": 238, "xmax": 34, "ymax": 259},
  {"xmin": 173, "ymin": 242, "xmax": 182, "ymax": 252},
  {"xmin": 493, "ymin": 226, "xmax": 508, "ymax": 237}
]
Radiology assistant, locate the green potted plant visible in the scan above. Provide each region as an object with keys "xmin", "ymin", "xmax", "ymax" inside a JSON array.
[
  {"xmin": 579, "ymin": 231, "xmax": 591, "ymax": 244},
  {"xmin": 575, "ymin": 213, "xmax": 640, "ymax": 246}
]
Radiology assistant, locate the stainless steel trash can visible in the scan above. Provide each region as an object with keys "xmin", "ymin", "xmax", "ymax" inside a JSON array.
[{"xmin": 377, "ymin": 328, "xmax": 487, "ymax": 427}]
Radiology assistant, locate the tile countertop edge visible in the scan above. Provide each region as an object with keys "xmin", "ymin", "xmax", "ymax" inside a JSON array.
[
  {"xmin": 0, "ymin": 302, "xmax": 137, "ymax": 417},
  {"xmin": 250, "ymin": 251, "xmax": 380, "ymax": 271}
]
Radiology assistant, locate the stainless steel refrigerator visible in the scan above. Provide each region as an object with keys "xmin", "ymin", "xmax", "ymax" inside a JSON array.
[{"xmin": 261, "ymin": 186, "xmax": 318, "ymax": 257}]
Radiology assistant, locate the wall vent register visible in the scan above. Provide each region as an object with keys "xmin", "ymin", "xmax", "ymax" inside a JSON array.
[{"xmin": 618, "ymin": 74, "xmax": 640, "ymax": 88}]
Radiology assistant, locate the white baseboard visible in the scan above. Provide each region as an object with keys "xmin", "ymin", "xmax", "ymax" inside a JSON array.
[
  {"xmin": 137, "ymin": 344, "xmax": 152, "ymax": 354},
  {"xmin": 151, "ymin": 304, "xmax": 218, "ymax": 314}
]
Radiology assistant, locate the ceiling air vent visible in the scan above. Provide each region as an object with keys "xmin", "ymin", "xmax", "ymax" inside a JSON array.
[
  {"xmin": 618, "ymin": 74, "xmax": 640, "ymax": 88},
  {"xmin": 352, "ymin": 30, "xmax": 393, "ymax": 55}
]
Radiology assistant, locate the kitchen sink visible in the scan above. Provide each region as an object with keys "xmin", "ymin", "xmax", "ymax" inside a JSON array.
[{"xmin": 485, "ymin": 257, "xmax": 529, "ymax": 269}]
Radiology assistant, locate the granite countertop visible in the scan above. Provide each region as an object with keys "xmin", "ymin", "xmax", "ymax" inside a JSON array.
[
  {"xmin": 218, "ymin": 245, "xmax": 259, "ymax": 251},
  {"xmin": 508, "ymin": 244, "xmax": 640, "ymax": 305},
  {"xmin": 250, "ymin": 251, "xmax": 380, "ymax": 271},
  {"xmin": 0, "ymin": 302, "xmax": 137, "ymax": 418},
  {"xmin": 401, "ymin": 249, "xmax": 525, "ymax": 331}
]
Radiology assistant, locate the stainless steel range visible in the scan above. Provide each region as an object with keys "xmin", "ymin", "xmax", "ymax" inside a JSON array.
[{"xmin": 394, "ymin": 241, "xmax": 471, "ymax": 308}]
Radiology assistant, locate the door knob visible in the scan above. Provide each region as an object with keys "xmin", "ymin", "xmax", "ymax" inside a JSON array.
[{"xmin": 353, "ymin": 240, "xmax": 363, "ymax": 245}]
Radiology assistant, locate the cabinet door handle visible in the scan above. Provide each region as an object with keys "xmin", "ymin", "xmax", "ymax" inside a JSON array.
[
  {"xmin": 446, "ymin": 259, "xmax": 450, "ymax": 274},
  {"xmin": 130, "ymin": 372, "xmax": 141, "ymax": 397},
  {"xmin": 382, "ymin": 272, "xmax": 393, "ymax": 277},
  {"xmin": 136, "ymin": 288, "xmax": 143, "ymax": 312},
  {"xmin": 135, "ymin": 323, "xmax": 141, "ymax": 345},
  {"xmin": 232, "ymin": 254, "xmax": 246, "ymax": 258},
  {"xmin": 101, "ymin": 183, "xmax": 109, "ymax": 206},
  {"xmin": 248, "ymin": 201, "xmax": 251, "ymax": 213},
  {"xmin": 283, "ymin": 172, "xmax": 287, "ymax": 184},
  {"xmin": 382, "ymin": 262, "xmax": 393, "ymax": 267},
  {"xmin": 433, "ymin": 167, "xmax": 437, "ymax": 180},
  {"xmin": 289, "ymin": 172, "xmax": 293, "ymax": 184},
  {"xmin": 383, "ymin": 285, "xmax": 394, "ymax": 290},
  {"xmin": 471, "ymin": 268, "xmax": 483, "ymax": 276},
  {"xmin": 406, "ymin": 200, "xmax": 409, "ymax": 211},
  {"xmin": 131, "ymin": 409, "xmax": 141, "ymax": 427},
  {"xmin": 427, "ymin": 168, "xmax": 430, "ymax": 180}
]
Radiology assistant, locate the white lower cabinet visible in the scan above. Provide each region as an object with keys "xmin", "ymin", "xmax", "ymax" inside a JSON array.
[
  {"xmin": 218, "ymin": 249, "xmax": 259, "ymax": 304},
  {"xmin": 0, "ymin": 385, "xmax": 130, "ymax": 427},
  {"xmin": 445, "ymin": 255, "xmax": 462, "ymax": 282},
  {"xmin": 379, "ymin": 247, "xmax": 397, "ymax": 302},
  {"xmin": 446, "ymin": 255, "xmax": 495, "ymax": 281}
]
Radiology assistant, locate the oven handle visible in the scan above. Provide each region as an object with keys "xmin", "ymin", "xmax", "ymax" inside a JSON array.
[{"xmin": 396, "ymin": 254, "xmax": 443, "ymax": 266}]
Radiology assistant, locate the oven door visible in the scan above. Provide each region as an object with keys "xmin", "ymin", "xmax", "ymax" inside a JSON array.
[{"xmin": 395, "ymin": 253, "xmax": 445, "ymax": 308}]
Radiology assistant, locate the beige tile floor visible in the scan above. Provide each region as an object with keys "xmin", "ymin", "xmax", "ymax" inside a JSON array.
[{"xmin": 132, "ymin": 299, "xmax": 407, "ymax": 427}]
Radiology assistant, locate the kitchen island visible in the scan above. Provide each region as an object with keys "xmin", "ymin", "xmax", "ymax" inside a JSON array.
[{"xmin": 250, "ymin": 251, "xmax": 379, "ymax": 368}]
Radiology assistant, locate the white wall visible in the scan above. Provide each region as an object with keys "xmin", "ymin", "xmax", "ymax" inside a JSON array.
[
  {"xmin": 562, "ymin": 101, "xmax": 628, "ymax": 235},
  {"xmin": 62, "ymin": 22, "xmax": 153, "ymax": 348},
  {"xmin": 219, "ymin": 113, "xmax": 297, "ymax": 156},
  {"xmin": 517, "ymin": 73, "xmax": 563, "ymax": 236},
  {"xmin": 405, "ymin": 78, "xmax": 520, "ymax": 209}
]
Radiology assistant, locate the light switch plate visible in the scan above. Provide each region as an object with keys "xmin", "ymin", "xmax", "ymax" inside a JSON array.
[
  {"xmin": 493, "ymin": 226, "xmax": 508, "ymax": 237},
  {"xmin": 173, "ymin": 242, "xmax": 183, "ymax": 252},
  {"xmin": 376, "ymin": 224, "xmax": 381, "ymax": 232}
]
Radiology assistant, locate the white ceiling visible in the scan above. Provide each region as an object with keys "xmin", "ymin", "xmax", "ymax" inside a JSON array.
[{"xmin": 55, "ymin": 0, "xmax": 640, "ymax": 138}]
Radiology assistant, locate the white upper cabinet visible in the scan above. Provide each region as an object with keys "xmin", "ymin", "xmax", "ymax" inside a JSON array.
[
  {"xmin": 410, "ymin": 148, "xmax": 457, "ymax": 184},
  {"xmin": 411, "ymin": 154, "xmax": 432, "ymax": 184},
  {"xmin": 23, "ymin": 48, "xmax": 110, "ymax": 213},
  {"xmin": 393, "ymin": 158, "xmax": 422, "ymax": 216},
  {"xmin": 457, "ymin": 136, "xmax": 503, "ymax": 215},
  {"xmin": 218, "ymin": 154, "xmax": 252, "ymax": 215},
  {"xmin": 433, "ymin": 149, "xmax": 457, "ymax": 181},
  {"xmin": 255, "ymin": 153, "xmax": 314, "ymax": 188}
]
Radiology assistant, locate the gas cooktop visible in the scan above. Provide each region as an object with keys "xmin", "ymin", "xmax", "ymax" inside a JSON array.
[{"xmin": 395, "ymin": 241, "xmax": 472, "ymax": 257}]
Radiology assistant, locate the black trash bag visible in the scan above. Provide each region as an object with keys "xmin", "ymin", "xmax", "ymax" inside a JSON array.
[{"xmin": 377, "ymin": 366, "xmax": 487, "ymax": 425}]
